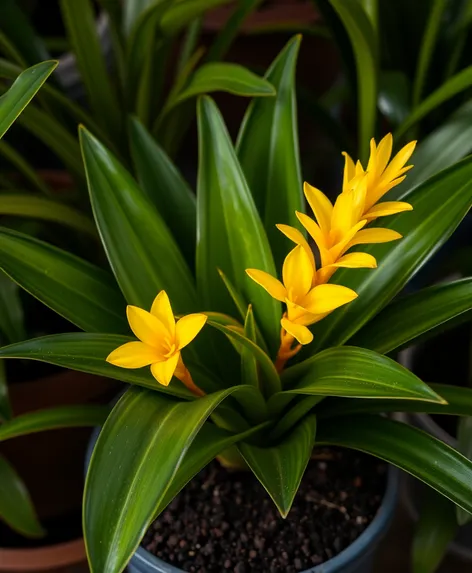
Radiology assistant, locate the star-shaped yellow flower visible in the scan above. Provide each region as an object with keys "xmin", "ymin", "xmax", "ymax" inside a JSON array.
[
  {"xmin": 247, "ymin": 245, "xmax": 357, "ymax": 345},
  {"xmin": 107, "ymin": 291, "xmax": 206, "ymax": 393}
]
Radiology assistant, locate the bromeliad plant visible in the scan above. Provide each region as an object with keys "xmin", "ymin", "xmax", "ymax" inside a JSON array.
[{"xmin": 2, "ymin": 37, "xmax": 472, "ymax": 573}]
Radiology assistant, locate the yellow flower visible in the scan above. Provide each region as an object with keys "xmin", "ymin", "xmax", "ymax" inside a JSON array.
[
  {"xmin": 280, "ymin": 134, "xmax": 416, "ymax": 283},
  {"xmin": 246, "ymin": 245, "xmax": 357, "ymax": 345},
  {"xmin": 107, "ymin": 291, "xmax": 206, "ymax": 393}
]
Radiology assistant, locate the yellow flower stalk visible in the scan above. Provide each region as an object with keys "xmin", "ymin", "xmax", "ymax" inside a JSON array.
[
  {"xmin": 107, "ymin": 291, "xmax": 207, "ymax": 396},
  {"xmin": 280, "ymin": 134, "xmax": 416, "ymax": 284},
  {"xmin": 247, "ymin": 245, "xmax": 357, "ymax": 370}
]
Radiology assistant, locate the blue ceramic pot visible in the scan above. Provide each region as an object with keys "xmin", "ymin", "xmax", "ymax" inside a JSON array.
[{"xmin": 86, "ymin": 429, "xmax": 399, "ymax": 573}]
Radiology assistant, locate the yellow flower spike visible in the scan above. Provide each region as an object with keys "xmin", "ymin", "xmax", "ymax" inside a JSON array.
[{"xmin": 107, "ymin": 290, "xmax": 207, "ymax": 396}]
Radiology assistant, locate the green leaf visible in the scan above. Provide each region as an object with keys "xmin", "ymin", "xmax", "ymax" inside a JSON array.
[
  {"xmin": 123, "ymin": 0, "xmax": 154, "ymax": 37},
  {"xmin": 0, "ymin": 454, "xmax": 44, "ymax": 538},
  {"xmin": 392, "ymin": 101, "xmax": 472, "ymax": 197},
  {"xmin": 0, "ymin": 405, "xmax": 108, "ymax": 442},
  {"xmin": 0, "ymin": 140, "xmax": 51, "ymax": 194},
  {"xmin": 351, "ymin": 279, "xmax": 472, "ymax": 354},
  {"xmin": 18, "ymin": 103, "xmax": 84, "ymax": 181},
  {"xmin": 160, "ymin": 0, "xmax": 232, "ymax": 35},
  {"xmin": 318, "ymin": 383, "xmax": 472, "ymax": 419},
  {"xmin": 317, "ymin": 415, "xmax": 472, "ymax": 515},
  {"xmin": 0, "ymin": 268, "xmax": 25, "ymax": 343},
  {"xmin": 167, "ymin": 63, "xmax": 275, "ymax": 111},
  {"xmin": 80, "ymin": 127, "xmax": 197, "ymax": 313},
  {"xmin": 196, "ymin": 96, "xmax": 280, "ymax": 351},
  {"xmin": 60, "ymin": 0, "xmax": 122, "ymax": 141},
  {"xmin": 412, "ymin": 488, "xmax": 457, "ymax": 573},
  {"xmin": 129, "ymin": 118, "xmax": 196, "ymax": 268},
  {"xmin": 84, "ymin": 384, "xmax": 256, "ymax": 573},
  {"xmin": 309, "ymin": 156, "xmax": 472, "ymax": 352},
  {"xmin": 0, "ymin": 360, "xmax": 11, "ymax": 422},
  {"xmin": 396, "ymin": 66, "xmax": 472, "ymax": 140},
  {"xmin": 0, "ymin": 60, "xmax": 56, "ymax": 139},
  {"xmin": 0, "ymin": 193, "xmax": 96, "ymax": 237},
  {"xmin": 239, "ymin": 414, "xmax": 317, "ymax": 517},
  {"xmin": 412, "ymin": 0, "xmax": 447, "ymax": 108},
  {"xmin": 0, "ymin": 333, "xmax": 192, "ymax": 398},
  {"xmin": 208, "ymin": 320, "xmax": 281, "ymax": 397},
  {"xmin": 328, "ymin": 0, "xmax": 377, "ymax": 161},
  {"xmin": 456, "ymin": 416, "xmax": 472, "ymax": 526},
  {"xmin": 274, "ymin": 346, "xmax": 443, "ymax": 412},
  {"xmin": 236, "ymin": 35, "xmax": 304, "ymax": 268},
  {"xmin": 0, "ymin": 1, "xmax": 49, "ymax": 65},
  {"xmin": 241, "ymin": 305, "xmax": 258, "ymax": 388},
  {"xmin": 0, "ymin": 227, "xmax": 127, "ymax": 334},
  {"xmin": 378, "ymin": 71, "xmax": 410, "ymax": 126}
]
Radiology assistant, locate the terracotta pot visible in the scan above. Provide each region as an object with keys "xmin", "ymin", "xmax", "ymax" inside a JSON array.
[{"xmin": 0, "ymin": 538, "xmax": 86, "ymax": 573}]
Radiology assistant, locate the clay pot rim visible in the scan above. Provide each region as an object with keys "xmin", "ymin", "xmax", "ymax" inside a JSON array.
[{"xmin": 0, "ymin": 537, "xmax": 85, "ymax": 571}]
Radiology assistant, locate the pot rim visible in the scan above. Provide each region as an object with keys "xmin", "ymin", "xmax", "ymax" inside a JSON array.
[
  {"xmin": 86, "ymin": 426, "xmax": 399, "ymax": 573},
  {"xmin": 0, "ymin": 537, "xmax": 85, "ymax": 571}
]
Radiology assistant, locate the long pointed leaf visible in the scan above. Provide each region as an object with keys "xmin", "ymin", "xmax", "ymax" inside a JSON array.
[
  {"xmin": 317, "ymin": 415, "xmax": 472, "ymax": 514},
  {"xmin": 197, "ymin": 96, "xmax": 280, "ymax": 350},
  {"xmin": 0, "ymin": 454, "xmax": 44, "ymax": 538},
  {"xmin": 239, "ymin": 414, "xmax": 317, "ymax": 517},
  {"xmin": 0, "ymin": 268, "xmax": 25, "ymax": 343},
  {"xmin": 0, "ymin": 333, "xmax": 192, "ymax": 398},
  {"xmin": 129, "ymin": 118, "xmax": 196, "ymax": 268},
  {"xmin": 0, "ymin": 60, "xmax": 56, "ymax": 139},
  {"xmin": 0, "ymin": 227, "xmax": 127, "ymax": 333},
  {"xmin": 0, "ymin": 405, "xmax": 108, "ymax": 442},
  {"xmin": 80, "ymin": 127, "xmax": 197, "ymax": 313},
  {"xmin": 310, "ymin": 156, "xmax": 472, "ymax": 352},
  {"xmin": 84, "ymin": 383, "xmax": 258, "ymax": 573},
  {"xmin": 351, "ymin": 279, "xmax": 472, "ymax": 354},
  {"xmin": 236, "ymin": 35, "xmax": 304, "ymax": 268}
]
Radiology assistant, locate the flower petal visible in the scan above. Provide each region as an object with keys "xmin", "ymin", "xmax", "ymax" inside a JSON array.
[
  {"xmin": 283, "ymin": 245, "xmax": 313, "ymax": 300},
  {"xmin": 106, "ymin": 341, "xmax": 161, "ymax": 368},
  {"xmin": 176, "ymin": 313, "xmax": 207, "ymax": 349},
  {"xmin": 281, "ymin": 317, "xmax": 313, "ymax": 345},
  {"xmin": 246, "ymin": 269, "xmax": 286, "ymax": 302},
  {"xmin": 371, "ymin": 133, "xmax": 393, "ymax": 176},
  {"xmin": 331, "ymin": 190, "xmax": 356, "ymax": 236},
  {"xmin": 330, "ymin": 252, "xmax": 377, "ymax": 269},
  {"xmin": 303, "ymin": 182, "xmax": 333, "ymax": 234},
  {"xmin": 151, "ymin": 352, "xmax": 180, "ymax": 386},
  {"xmin": 364, "ymin": 201, "xmax": 413, "ymax": 221},
  {"xmin": 151, "ymin": 290, "xmax": 175, "ymax": 336},
  {"xmin": 342, "ymin": 152, "xmax": 356, "ymax": 192},
  {"xmin": 296, "ymin": 212, "xmax": 332, "ymax": 266},
  {"xmin": 348, "ymin": 228, "xmax": 402, "ymax": 247},
  {"xmin": 127, "ymin": 306, "xmax": 169, "ymax": 349},
  {"xmin": 276, "ymin": 224, "xmax": 316, "ymax": 275},
  {"xmin": 330, "ymin": 219, "xmax": 367, "ymax": 260},
  {"xmin": 301, "ymin": 283, "xmax": 358, "ymax": 315},
  {"xmin": 381, "ymin": 140, "xmax": 417, "ymax": 183}
]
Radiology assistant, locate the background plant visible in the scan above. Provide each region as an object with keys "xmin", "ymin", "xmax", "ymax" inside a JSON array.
[{"xmin": 0, "ymin": 38, "xmax": 472, "ymax": 573}]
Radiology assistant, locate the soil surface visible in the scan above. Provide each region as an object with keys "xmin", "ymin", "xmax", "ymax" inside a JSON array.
[{"xmin": 143, "ymin": 448, "xmax": 386, "ymax": 573}]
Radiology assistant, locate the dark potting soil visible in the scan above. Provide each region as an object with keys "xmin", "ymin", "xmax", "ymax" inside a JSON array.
[{"xmin": 143, "ymin": 448, "xmax": 386, "ymax": 573}]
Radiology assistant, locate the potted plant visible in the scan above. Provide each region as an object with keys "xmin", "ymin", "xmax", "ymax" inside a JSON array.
[
  {"xmin": 0, "ymin": 36, "xmax": 472, "ymax": 572},
  {"xmin": 0, "ymin": 61, "xmax": 112, "ymax": 572}
]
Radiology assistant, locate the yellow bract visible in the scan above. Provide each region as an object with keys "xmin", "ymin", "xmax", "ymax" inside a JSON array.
[
  {"xmin": 107, "ymin": 291, "xmax": 207, "ymax": 387},
  {"xmin": 247, "ymin": 245, "xmax": 357, "ymax": 345}
]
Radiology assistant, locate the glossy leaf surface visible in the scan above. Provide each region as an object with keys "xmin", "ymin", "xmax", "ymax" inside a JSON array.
[
  {"xmin": 129, "ymin": 118, "xmax": 196, "ymax": 268},
  {"xmin": 318, "ymin": 415, "xmax": 472, "ymax": 515},
  {"xmin": 0, "ymin": 269, "xmax": 24, "ymax": 343},
  {"xmin": 239, "ymin": 415, "xmax": 317, "ymax": 517},
  {"xmin": 0, "ymin": 454, "xmax": 44, "ymax": 537},
  {"xmin": 0, "ymin": 60, "xmax": 56, "ymax": 139},
  {"xmin": 0, "ymin": 333, "xmax": 192, "ymax": 398},
  {"xmin": 236, "ymin": 35, "xmax": 303, "ymax": 268},
  {"xmin": 196, "ymin": 96, "xmax": 280, "ymax": 349},
  {"xmin": 351, "ymin": 279, "xmax": 472, "ymax": 354},
  {"xmin": 80, "ymin": 127, "xmax": 197, "ymax": 313},
  {"xmin": 0, "ymin": 228, "xmax": 127, "ymax": 333}
]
